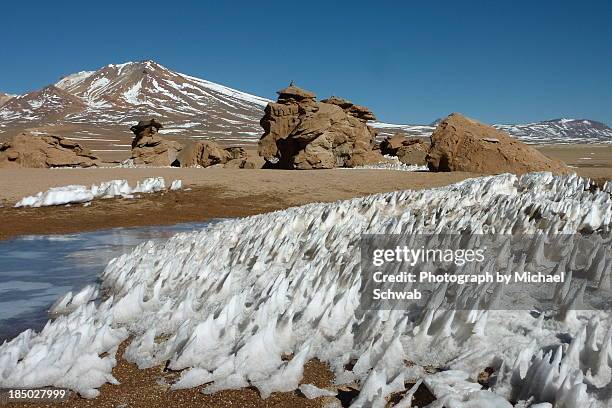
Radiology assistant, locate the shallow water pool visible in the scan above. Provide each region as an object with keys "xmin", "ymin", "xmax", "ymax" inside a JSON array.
[{"xmin": 0, "ymin": 222, "xmax": 212, "ymax": 342}]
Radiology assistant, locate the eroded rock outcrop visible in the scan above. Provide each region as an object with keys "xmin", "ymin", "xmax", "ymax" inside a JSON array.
[
  {"xmin": 0, "ymin": 132, "xmax": 98, "ymax": 168},
  {"xmin": 380, "ymin": 133, "xmax": 428, "ymax": 166},
  {"xmin": 223, "ymin": 146, "xmax": 258, "ymax": 169},
  {"xmin": 258, "ymin": 83, "xmax": 382, "ymax": 169},
  {"xmin": 426, "ymin": 113, "xmax": 569, "ymax": 174},
  {"xmin": 130, "ymin": 119, "xmax": 183, "ymax": 166},
  {"xmin": 179, "ymin": 140, "xmax": 256, "ymax": 168}
]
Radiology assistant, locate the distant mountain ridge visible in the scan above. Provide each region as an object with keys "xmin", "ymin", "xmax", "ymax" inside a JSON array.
[
  {"xmin": 496, "ymin": 119, "xmax": 612, "ymax": 144},
  {"xmin": 371, "ymin": 118, "xmax": 612, "ymax": 144},
  {"xmin": 372, "ymin": 119, "xmax": 612, "ymax": 144},
  {"xmin": 1, "ymin": 60, "xmax": 610, "ymax": 147}
]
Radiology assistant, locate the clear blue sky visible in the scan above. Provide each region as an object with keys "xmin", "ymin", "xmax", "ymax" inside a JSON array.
[{"xmin": 2, "ymin": 0, "xmax": 611, "ymax": 125}]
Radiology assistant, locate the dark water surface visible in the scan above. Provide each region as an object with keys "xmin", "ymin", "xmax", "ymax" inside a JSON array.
[{"xmin": 0, "ymin": 222, "xmax": 212, "ymax": 342}]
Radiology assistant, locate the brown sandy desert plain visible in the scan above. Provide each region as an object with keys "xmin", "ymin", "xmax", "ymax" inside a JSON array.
[{"xmin": 0, "ymin": 144, "xmax": 610, "ymax": 241}]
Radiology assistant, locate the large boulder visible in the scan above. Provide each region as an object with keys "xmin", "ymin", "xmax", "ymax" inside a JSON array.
[
  {"xmin": 178, "ymin": 140, "xmax": 229, "ymax": 167},
  {"xmin": 258, "ymin": 83, "xmax": 382, "ymax": 169},
  {"xmin": 179, "ymin": 140, "xmax": 256, "ymax": 169},
  {"xmin": 380, "ymin": 134, "xmax": 428, "ymax": 166},
  {"xmin": 222, "ymin": 146, "xmax": 259, "ymax": 169},
  {"xmin": 380, "ymin": 133, "xmax": 408, "ymax": 153},
  {"xmin": 130, "ymin": 119, "xmax": 183, "ymax": 166},
  {"xmin": 0, "ymin": 132, "xmax": 98, "ymax": 168},
  {"xmin": 426, "ymin": 113, "xmax": 569, "ymax": 174}
]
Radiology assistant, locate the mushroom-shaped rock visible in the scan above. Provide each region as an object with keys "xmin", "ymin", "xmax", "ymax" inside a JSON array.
[
  {"xmin": 130, "ymin": 119, "xmax": 163, "ymax": 134},
  {"xmin": 130, "ymin": 119, "xmax": 183, "ymax": 166}
]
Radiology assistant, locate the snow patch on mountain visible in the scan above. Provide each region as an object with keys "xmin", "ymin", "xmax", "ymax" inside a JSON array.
[
  {"xmin": 55, "ymin": 71, "xmax": 96, "ymax": 90},
  {"xmin": 123, "ymin": 79, "xmax": 143, "ymax": 104},
  {"xmin": 181, "ymin": 73, "xmax": 270, "ymax": 107}
]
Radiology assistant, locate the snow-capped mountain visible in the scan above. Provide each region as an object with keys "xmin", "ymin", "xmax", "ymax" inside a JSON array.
[
  {"xmin": 54, "ymin": 61, "xmax": 269, "ymax": 139},
  {"xmin": 0, "ymin": 86, "xmax": 85, "ymax": 123},
  {"xmin": 0, "ymin": 61, "xmax": 269, "ymax": 144},
  {"xmin": 0, "ymin": 60, "xmax": 610, "ymax": 149},
  {"xmin": 496, "ymin": 119, "xmax": 612, "ymax": 144},
  {"xmin": 371, "ymin": 118, "xmax": 612, "ymax": 144}
]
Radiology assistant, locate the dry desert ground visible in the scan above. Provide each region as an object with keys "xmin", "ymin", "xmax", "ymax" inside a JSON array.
[{"xmin": 0, "ymin": 144, "xmax": 610, "ymax": 240}]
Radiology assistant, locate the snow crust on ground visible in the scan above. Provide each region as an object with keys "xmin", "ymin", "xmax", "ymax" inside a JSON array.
[
  {"xmin": 14, "ymin": 177, "xmax": 182, "ymax": 208},
  {"xmin": 1, "ymin": 172, "xmax": 611, "ymax": 407},
  {"xmin": 346, "ymin": 156, "xmax": 429, "ymax": 172}
]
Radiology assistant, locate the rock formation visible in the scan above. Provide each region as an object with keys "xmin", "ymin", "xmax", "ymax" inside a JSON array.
[
  {"xmin": 0, "ymin": 132, "xmax": 98, "ymax": 168},
  {"xmin": 426, "ymin": 113, "xmax": 569, "ymax": 174},
  {"xmin": 130, "ymin": 119, "xmax": 183, "ymax": 166},
  {"xmin": 380, "ymin": 133, "xmax": 428, "ymax": 165},
  {"xmin": 178, "ymin": 140, "xmax": 229, "ymax": 167},
  {"xmin": 258, "ymin": 83, "xmax": 382, "ymax": 169},
  {"xmin": 179, "ymin": 141, "xmax": 256, "ymax": 168},
  {"xmin": 223, "ymin": 146, "xmax": 258, "ymax": 169}
]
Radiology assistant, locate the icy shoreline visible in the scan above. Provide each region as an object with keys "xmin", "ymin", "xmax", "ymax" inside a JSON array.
[
  {"xmin": 0, "ymin": 173, "xmax": 611, "ymax": 407},
  {"xmin": 0, "ymin": 220, "xmax": 213, "ymax": 342}
]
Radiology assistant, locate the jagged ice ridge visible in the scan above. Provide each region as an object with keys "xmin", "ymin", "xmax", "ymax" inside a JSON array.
[{"xmin": 0, "ymin": 173, "xmax": 611, "ymax": 407}]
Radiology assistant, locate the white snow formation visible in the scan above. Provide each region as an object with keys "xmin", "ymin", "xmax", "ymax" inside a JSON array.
[
  {"xmin": 1, "ymin": 172, "xmax": 611, "ymax": 407},
  {"xmin": 169, "ymin": 179, "xmax": 182, "ymax": 191},
  {"xmin": 346, "ymin": 156, "xmax": 429, "ymax": 172},
  {"xmin": 14, "ymin": 177, "xmax": 182, "ymax": 208}
]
